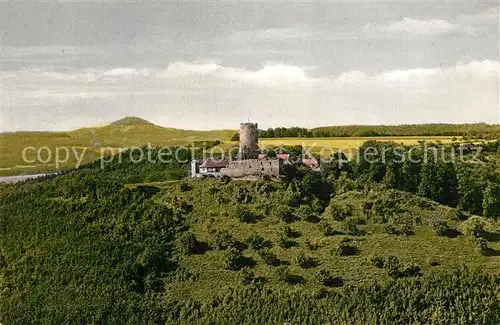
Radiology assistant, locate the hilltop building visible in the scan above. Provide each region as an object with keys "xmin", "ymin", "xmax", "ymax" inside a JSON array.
[
  {"xmin": 239, "ymin": 122, "xmax": 259, "ymax": 159},
  {"xmin": 191, "ymin": 122, "xmax": 318, "ymax": 179}
]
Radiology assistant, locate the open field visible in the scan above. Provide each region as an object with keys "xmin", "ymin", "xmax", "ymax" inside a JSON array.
[
  {"xmin": 0, "ymin": 118, "xmax": 235, "ymax": 175},
  {"xmin": 263, "ymin": 136, "xmax": 459, "ymax": 156},
  {"xmin": 215, "ymin": 136, "xmax": 463, "ymax": 157},
  {"xmin": 0, "ymin": 117, "xmax": 489, "ymax": 176},
  {"xmin": 0, "ymin": 136, "xmax": 462, "ymax": 176}
]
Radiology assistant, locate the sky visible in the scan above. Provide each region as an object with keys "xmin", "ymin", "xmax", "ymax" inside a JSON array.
[{"xmin": 0, "ymin": 1, "xmax": 499, "ymax": 131}]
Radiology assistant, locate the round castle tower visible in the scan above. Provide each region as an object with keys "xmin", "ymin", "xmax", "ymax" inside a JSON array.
[{"xmin": 239, "ymin": 123, "xmax": 259, "ymax": 160}]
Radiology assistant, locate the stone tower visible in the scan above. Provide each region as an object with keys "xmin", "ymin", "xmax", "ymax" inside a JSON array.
[{"xmin": 239, "ymin": 123, "xmax": 259, "ymax": 160}]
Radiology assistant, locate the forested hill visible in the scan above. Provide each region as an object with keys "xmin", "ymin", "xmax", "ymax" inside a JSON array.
[
  {"xmin": 259, "ymin": 123, "xmax": 500, "ymax": 138},
  {"xmin": 0, "ymin": 142, "xmax": 499, "ymax": 324}
]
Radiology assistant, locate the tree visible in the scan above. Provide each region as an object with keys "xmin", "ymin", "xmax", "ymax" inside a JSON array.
[
  {"xmin": 230, "ymin": 133, "xmax": 239, "ymax": 141},
  {"xmin": 267, "ymin": 148, "xmax": 277, "ymax": 158},
  {"xmin": 457, "ymin": 164, "xmax": 485, "ymax": 215},
  {"xmin": 460, "ymin": 216, "xmax": 486, "ymax": 237},
  {"xmin": 401, "ymin": 155, "xmax": 421, "ymax": 192},
  {"xmin": 435, "ymin": 162, "xmax": 459, "ymax": 206},
  {"xmin": 482, "ymin": 181, "xmax": 500, "ymax": 219},
  {"xmin": 418, "ymin": 162, "xmax": 440, "ymax": 202}
]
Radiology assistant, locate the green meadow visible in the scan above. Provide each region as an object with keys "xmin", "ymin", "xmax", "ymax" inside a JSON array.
[{"xmin": 1, "ymin": 117, "xmax": 473, "ymax": 176}]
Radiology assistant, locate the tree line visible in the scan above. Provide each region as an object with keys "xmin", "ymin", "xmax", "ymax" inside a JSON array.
[
  {"xmin": 321, "ymin": 141, "xmax": 500, "ymax": 219},
  {"xmin": 253, "ymin": 123, "xmax": 500, "ymax": 139}
]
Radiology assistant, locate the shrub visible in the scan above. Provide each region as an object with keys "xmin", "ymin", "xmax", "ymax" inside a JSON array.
[
  {"xmin": 274, "ymin": 266, "xmax": 292, "ymax": 282},
  {"xmin": 431, "ymin": 219, "xmax": 457, "ymax": 237},
  {"xmin": 402, "ymin": 264, "xmax": 422, "ymax": 277},
  {"xmin": 384, "ymin": 215, "xmax": 414, "ymax": 236},
  {"xmin": 461, "ymin": 216, "xmax": 486, "ymax": 237},
  {"xmin": 473, "ymin": 237, "xmax": 489, "ymax": 255},
  {"xmin": 258, "ymin": 249, "xmax": 280, "ymax": 266},
  {"xmin": 234, "ymin": 206, "xmax": 261, "ymax": 223},
  {"xmin": 281, "ymin": 225, "xmax": 300, "ymax": 238},
  {"xmin": 295, "ymin": 204, "xmax": 320, "ymax": 223},
  {"xmin": 213, "ymin": 230, "xmax": 236, "ymax": 250},
  {"xmin": 208, "ymin": 186, "xmax": 219, "ymax": 194},
  {"xmin": 246, "ymin": 235, "xmax": 266, "ymax": 250},
  {"xmin": 384, "ymin": 255, "xmax": 403, "ymax": 278},
  {"xmin": 222, "ymin": 247, "xmax": 244, "ymax": 270},
  {"xmin": 282, "ymin": 225, "xmax": 294, "ymax": 238},
  {"xmin": 326, "ymin": 202, "xmax": 353, "ymax": 221},
  {"xmin": 220, "ymin": 175, "xmax": 231, "ymax": 184},
  {"xmin": 427, "ymin": 258, "xmax": 440, "ymax": 266},
  {"xmin": 0, "ymin": 253, "xmax": 7, "ymax": 269},
  {"xmin": 222, "ymin": 247, "xmax": 254, "ymax": 271},
  {"xmin": 239, "ymin": 267, "xmax": 255, "ymax": 286},
  {"xmin": 304, "ymin": 239, "xmax": 319, "ymax": 250},
  {"xmin": 433, "ymin": 220, "xmax": 450, "ymax": 236},
  {"xmin": 258, "ymin": 182, "xmax": 275, "ymax": 194},
  {"xmin": 315, "ymin": 268, "xmax": 343, "ymax": 287},
  {"xmin": 272, "ymin": 205, "xmax": 298, "ymax": 223},
  {"xmin": 239, "ymin": 268, "xmax": 266, "ymax": 287},
  {"xmin": 312, "ymin": 287, "xmax": 329, "ymax": 299},
  {"xmin": 349, "ymin": 215, "xmax": 367, "ymax": 225},
  {"xmin": 179, "ymin": 182, "xmax": 191, "ymax": 192},
  {"xmin": 295, "ymin": 252, "xmax": 318, "ymax": 268},
  {"xmin": 318, "ymin": 221, "xmax": 335, "ymax": 236},
  {"xmin": 234, "ymin": 188, "xmax": 252, "ymax": 203},
  {"xmin": 175, "ymin": 232, "xmax": 199, "ymax": 255},
  {"xmin": 370, "ymin": 255, "xmax": 385, "ymax": 269},
  {"xmin": 277, "ymin": 234, "xmax": 297, "ymax": 249},
  {"xmin": 335, "ymin": 238, "xmax": 358, "ymax": 256},
  {"xmin": 384, "ymin": 255, "xmax": 422, "ymax": 278},
  {"xmin": 342, "ymin": 217, "xmax": 361, "ymax": 235},
  {"xmin": 274, "ymin": 266, "xmax": 303, "ymax": 284}
]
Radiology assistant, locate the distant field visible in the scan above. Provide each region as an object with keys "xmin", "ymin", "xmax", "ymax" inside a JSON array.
[
  {"xmin": 0, "ymin": 117, "xmax": 480, "ymax": 176},
  {"xmin": 0, "ymin": 119, "xmax": 235, "ymax": 175},
  {"xmin": 223, "ymin": 136, "xmax": 459, "ymax": 157},
  {"xmin": 0, "ymin": 132, "xmax": 469, "ymax": 176}
]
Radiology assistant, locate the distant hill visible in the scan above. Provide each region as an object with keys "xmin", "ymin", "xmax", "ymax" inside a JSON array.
[
  {"xmin": 0, "ymin": 117, "xmax": 236, "ymax": 174},
  {"xmin": 109, "ymin": 116, "xmax": 155, "ymax": 126}
]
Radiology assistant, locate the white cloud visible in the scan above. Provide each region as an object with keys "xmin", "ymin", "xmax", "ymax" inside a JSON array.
[
  {"xmin": 158, "ymin": 62, "xmax": 314, "ymax": 86},
  {"xmin": 159, "ymin": 62, "xmax": 221, "ymax": 77},
  {"xmin": 362, "ymin": 18, "xmax": 475, "ymax": 37},
  {"xmin": 336, "ymin": 71, "xmax": 368, "ymax": 83},
  {"xmin": 103, "ymin": 68, "xmax": 152, "ymax": 77},
  {"xmin": 225, "ymin": 26, "xmax": 313, "ymax": 42},
  {"xmin": 376, "ymin": 68, "xmax": 441, "ymax": 82},
  {"xmin": 454, "ymin": 60, "xmax": 500, "ymax": 78},
  {"xmin": 1, "ymin": 60, "xmax": 498, "ymax": 131}
]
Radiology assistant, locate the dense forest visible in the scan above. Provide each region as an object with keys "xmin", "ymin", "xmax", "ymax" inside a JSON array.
[
  {"xmin": 255, "ymin": 123, "xmax": 500, "ymax": 139},
  {"xmin": 0, "ymin": 141, "xmax": 499, "ymax": 324}
]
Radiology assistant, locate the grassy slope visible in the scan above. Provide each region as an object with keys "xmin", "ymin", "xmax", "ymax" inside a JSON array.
[
  {"xmin": 0, "ymin": 116, "xmax": 489, "ymax": 175},
  {"xmin": 0, "ymin": 118, "xmax": 235, "ymax": 174},
  {"xmin": 147, "ymin": 178, "xmax": 499, "ymax": 301}
]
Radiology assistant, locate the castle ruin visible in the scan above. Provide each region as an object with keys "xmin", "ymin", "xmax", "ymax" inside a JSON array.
[
  {"xmin": 239, "ymin": 123, "xmax": 259, "ymax": 160},
  {"xmin": 191, "ymin": 122, "xmax": 283, "ymax": 179}
]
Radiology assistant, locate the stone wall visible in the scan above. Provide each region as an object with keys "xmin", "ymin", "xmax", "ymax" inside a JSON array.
[{"xmin": 220, "ymin": 159, "xmax": 281, "ymax": 178}]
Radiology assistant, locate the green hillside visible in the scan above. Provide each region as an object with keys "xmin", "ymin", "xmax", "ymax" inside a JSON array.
[
  {"xmin": 110, "ymin": 116, "xmax": 155, "ymax": 126},
  {"xmin": 0, "ymin": 117, "xmax": 235, "ymax": 174},
  {"xmin": 0, "ymin": 141, "xmax": 499, "ymax": 324},
  {"xmin": 153, "ymin": 179, "xmax": 499, "ymax": 301}
]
